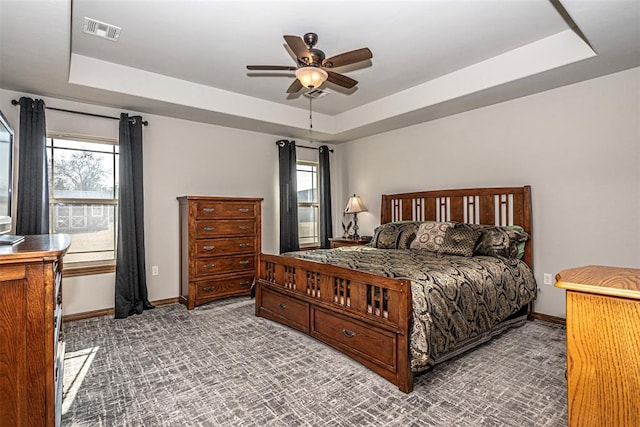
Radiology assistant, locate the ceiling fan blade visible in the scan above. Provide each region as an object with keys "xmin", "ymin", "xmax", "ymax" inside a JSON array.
[
  {"xmin": 326, "ymin": 71, "xmax": 358, "ymax": 89},
  {"xmin": 286, "ymin": 79, "xmax": 303, "ymax": 94},
  {"xmin": 323, "ymin": 48, "xmax": 372, "ymax": 68},
  {"xmin": 247, "ymin": 65, "xmax": 297, "ymax": 71},
  {"xmin": 284, "ymin": 35, "xmax": 312, "ymax": 64}
]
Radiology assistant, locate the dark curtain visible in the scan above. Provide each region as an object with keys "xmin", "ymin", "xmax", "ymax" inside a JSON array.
[
  {"xmin": 16, "ymin": 97, "xmax": 49, "ymax": 235},
  {"xmin": 318, "ymin": 145, "xmax": 333, "ymax": 249},
  {"xmin": 115, "ymin": 113, "xmax": 153, "ymax": 318},
  {"xmin": 278, "ymin": 139, "xmax": 299, "ymax": 253}
]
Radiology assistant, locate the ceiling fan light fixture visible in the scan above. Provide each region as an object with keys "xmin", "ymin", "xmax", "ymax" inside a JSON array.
[{"xmin": 295, "ymin": 67, "xmax": 328, "ymax": 89}]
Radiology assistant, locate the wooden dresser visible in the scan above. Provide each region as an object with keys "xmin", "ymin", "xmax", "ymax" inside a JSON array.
[
  {"xmin": 0, "ymin": 234, "xmax": 71, "ymax": 427},
  {"xmin": 178, "ymin": 196, "xmax": 262, "ymax": 309},
  {"xmin": 555, "ymin": 265, "xmax": 640, "ymax": 427}
]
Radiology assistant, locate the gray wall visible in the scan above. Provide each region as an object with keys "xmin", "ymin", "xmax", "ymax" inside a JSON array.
[
  {"xmin": 0, "ymin": 89, "xmax": 341, "ymax": 315},
  {"xmin": 339, "ymin": 67, "xmax": 640, "ymax": 318},
  {"xmin": 1, "ymin": 66, "xmax": 638, "ymax": 318}
]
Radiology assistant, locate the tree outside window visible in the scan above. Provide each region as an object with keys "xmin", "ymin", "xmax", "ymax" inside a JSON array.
[{"xmin": 46, "ymin": 136, "xmax": 118, "ymax": 265}]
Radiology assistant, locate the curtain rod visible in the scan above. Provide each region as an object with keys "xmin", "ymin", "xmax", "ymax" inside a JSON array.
[
  {"xmin": 11, "ymin": 99, "xmax": 148, "ymax": 126},
  {"xmin": 275, "ymin": 140, "xmax": 334, "ymax": 153}
]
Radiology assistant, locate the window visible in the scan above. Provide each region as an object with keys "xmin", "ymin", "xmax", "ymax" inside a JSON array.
[
  {"xmin": 46, "ymin": 135, "xmax": 118, "ymax": 267},
  {"xmin": 297, "ymin": 161, "xmax": 319, "ymax": 247}
]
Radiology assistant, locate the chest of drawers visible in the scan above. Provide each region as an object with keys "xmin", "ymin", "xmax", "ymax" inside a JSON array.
[
  {"xmin": 0, "ymin": 234, "xmax": 71, "ymax": 427},
  {"xmin": 178, "ymin": 196, "xmax": 262, "ymax": 309}
]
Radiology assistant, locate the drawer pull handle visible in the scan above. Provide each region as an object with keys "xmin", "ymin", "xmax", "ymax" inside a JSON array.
[
  {"xmin": 203, "ymin": 226, "xmax": 215, "ymax": 231},
  {"xmin": 278, "ymin": 303, "xmax": 287, "ymax": 309},
  {"xmin": 203, "ymin": 264, "xmax": 215, "ymax": 269},
  {"xmin": 239, "ymin": 281, "xmax": 251, "ymax": 287},
  {"xmin": 239, "ymin": 243, "xmax": 250, "ymax": 248},
  {"xmin": 342, "ymin": 328, "xmax": 357, "ymax": 338},
  {"xmin": 239, "ymin": 208, "xmax": 250, "ymax": 213},
  {"xmin": 239, "ymin": 225, "xmax": 250, "ymax": 230},
  {"xmin": 203, "ymin": 245, "xmax": 216, "ymax": 251},
  {"xmin": 202, "ymin": 286, "xmax": 217, "ymax": 292},
  {"xmin": 239, "ymin": 260, "xmax": 250, "ymax": 265},
  {"xmin": 202, "ymin": 207, "xmax": 215, "ymax": 213}
]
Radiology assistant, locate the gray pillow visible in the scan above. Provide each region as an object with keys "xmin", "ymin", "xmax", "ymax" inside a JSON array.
[
  {"xmin": 371, "ymin": 221, "xmax": 421, "ymax": 249},
  {"xmin": 467, "ymin": 224, "xmax": 529, "ymax": 259},
  {"xmin": 439, "ymin": 225, "xmax": 482, "ymax": 257}
]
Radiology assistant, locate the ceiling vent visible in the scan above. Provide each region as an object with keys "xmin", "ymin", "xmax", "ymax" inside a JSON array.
[
  {"xmin": 82, "ymin": 17, "xmax": 121, "ymax": 42},
  {"xmin": 304, "ymin": 89, "xmax": 331, "ymax": 99}
]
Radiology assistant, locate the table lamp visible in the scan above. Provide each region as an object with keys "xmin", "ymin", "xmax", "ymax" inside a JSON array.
[{"xmin": 344, "ymin": 194, "xmax": 367, "ymax": 240}]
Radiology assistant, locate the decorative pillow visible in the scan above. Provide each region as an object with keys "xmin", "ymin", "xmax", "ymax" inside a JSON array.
[
  {"xmin": 506, "ymin": 225, "xmax": 527, "ymax": 259},
  {"xmin": 371, "ymin": 221, "xmax": 420, "ymax": 249},
  {"xmin": 468, "ymin": 224, "xmax": 529, "ymax": 259},
  {"xmin": 397, "ymin": 226, "xmax": 418, "ymax": 249},
  {"xmin": 409, "ymin": 221, "xmax": 454, "ymax": 252},
  {"xmin": 439, "ymin": 225, "xmax": 482, "ymax": 257}
]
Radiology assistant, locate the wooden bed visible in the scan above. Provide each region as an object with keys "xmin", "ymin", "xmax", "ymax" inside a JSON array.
[{"xmin": 255, "ymin": 186, "xmax": 534, "ymax": 393}]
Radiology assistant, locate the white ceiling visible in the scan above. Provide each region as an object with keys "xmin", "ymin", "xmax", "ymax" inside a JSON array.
[{"xmin": 0, "ymin": 0, "xmax": 639, "ymax": 143}]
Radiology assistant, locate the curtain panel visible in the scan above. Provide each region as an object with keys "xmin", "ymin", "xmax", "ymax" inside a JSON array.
[
  {"xmin": 16, "ymin": 97, "xmax": 49, "ymax": 235},
  {"xmin": 278, "ymin": 139, "xmax": 299, "ymax": 253},
  {"xmin": 115, "ymin": 113, "xmax": 153, "ymax": 318},
  {"xmin": 318, "ymin": 145, "xmax": 333, "ymax": 249}
]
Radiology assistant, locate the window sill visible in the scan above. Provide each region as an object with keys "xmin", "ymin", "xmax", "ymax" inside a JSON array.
[{"xmin": 63, "ymin": 262, "xmax": 116, "ymax": 277}]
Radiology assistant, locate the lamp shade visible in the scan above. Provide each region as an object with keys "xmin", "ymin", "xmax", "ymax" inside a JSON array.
[
  {"xmin": 344, "ymin": 194, "xmax": 367, "ymax": 214},
  {"xmin": 295, "ymin": 66, "xmax": 328, "ymax": 89}
]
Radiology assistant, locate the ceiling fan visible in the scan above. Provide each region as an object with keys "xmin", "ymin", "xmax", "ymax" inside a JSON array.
[{"xmin": 246, "ymin": 32, "xmax": 373, "ymax": 94}]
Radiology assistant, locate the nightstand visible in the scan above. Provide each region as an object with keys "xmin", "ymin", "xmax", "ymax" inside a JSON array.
[{"xmin": 329, "ymin": 237, "xmax": 372, "ymax": 249}]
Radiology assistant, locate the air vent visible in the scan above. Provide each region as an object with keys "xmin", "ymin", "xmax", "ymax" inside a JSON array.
[
  {"xmin": 304, "ymin": 89, "xmax": 331, "ymax": 99},
  {"xmin": 82, "ymin": 17, "xmax": 121, "ymax": 42}
]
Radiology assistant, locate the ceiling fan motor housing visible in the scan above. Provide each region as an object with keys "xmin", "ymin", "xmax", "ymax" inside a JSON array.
[
  {"xmin": 303, "ymin": 48, "xmax": 325, "ymax": 67},
  {"xmin": 297, "ymin": 33, "xmax": 325, "ymax": 67}
]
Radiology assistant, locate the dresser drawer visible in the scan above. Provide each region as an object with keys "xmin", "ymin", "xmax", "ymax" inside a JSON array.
[
  {"xmin": 195, "ymin": 237, "xmax": 256, "ymax": 257},
  {"xmin": 53, "ymin": 302, "xmax": 62, "ymax": 354},
  {"xmin": 54, "ymin": 268, "xmax": 62, "ymax": 304},
  {"xmin": 195, "ymin": 201, "xmax": 256, "ymax": 219},
  {"xmin": 195, "ymin": 255, "xmax": 255, "ymax": 276},
  {"xmin": 195, "ymin": 275, "xmax": 254, "ymax": 300},
  {"xmin": 259, "ymin": 287, "xmax": 309, "ymax": 333},
  {"xmin": 55, "ymin": 341, "xmax": 65, "ymax": 427},
  {"xmin": 311, "ymin": 307, "xmax": 396, "ymax": 372},
  {"xmin": 195, "ymin": 220, "xmax": 255, "ymax": 238}
]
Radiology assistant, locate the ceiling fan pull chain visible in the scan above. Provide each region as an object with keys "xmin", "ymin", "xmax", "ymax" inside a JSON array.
[{"xmin": 309, "ymin": 95, "xmax": 313, "ymax": 143}]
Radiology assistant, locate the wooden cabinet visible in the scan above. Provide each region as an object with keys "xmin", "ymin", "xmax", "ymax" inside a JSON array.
[
  {"xmin": 0, "ymin": 234, "xmax": 71, "ymax": 427},
  {"xmin": 178, "ymin": 196, "xmax": 262, "ymax": 309},
  {"xmin": 555, "ymin": 265, "xmax": 640, "ymax": 427},
  {"xmin": 329, "ymin": 237, "xmax": 372, "ymax": 248}
]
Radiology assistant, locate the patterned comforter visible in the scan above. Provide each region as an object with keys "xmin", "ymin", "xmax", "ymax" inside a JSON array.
[{"xmin": 286, "ymin": 246, "xmax": 537, "ymax": 372}]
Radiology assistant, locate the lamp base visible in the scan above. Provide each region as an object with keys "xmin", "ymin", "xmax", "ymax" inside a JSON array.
[{"xmin": 352, "ymin": 213, "xmax": 360, "ymax": 240}]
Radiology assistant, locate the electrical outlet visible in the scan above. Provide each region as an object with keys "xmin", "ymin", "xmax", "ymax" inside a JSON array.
[
  {"xmin": 152, "ymin": 266, "xmax": 159, "ymax": 276},
  {"xmin": 543, "ymin": 273, "xmax": 553, "ymax": 285}
]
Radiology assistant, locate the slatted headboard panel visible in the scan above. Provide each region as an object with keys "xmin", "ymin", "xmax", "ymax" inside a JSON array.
[{"xmin": 380, "ymin": 186, "xmax": 533, "ymax": 270}]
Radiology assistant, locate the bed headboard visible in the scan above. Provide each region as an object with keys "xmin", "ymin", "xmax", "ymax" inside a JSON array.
[{"xmin": 381, "ymin": 186, "xmax": 533, "ymax": 269}]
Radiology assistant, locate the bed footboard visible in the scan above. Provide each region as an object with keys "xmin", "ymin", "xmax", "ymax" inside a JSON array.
[{"xmin": 255, "ymin": 253, "xmax": 414, "ymax": 393}]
